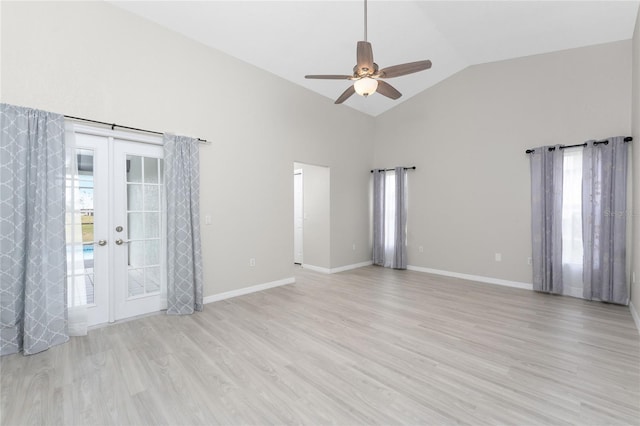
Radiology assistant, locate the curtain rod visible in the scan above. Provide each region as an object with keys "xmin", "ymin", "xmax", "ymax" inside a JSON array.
[
  {"xmin": 65, "ymin": 115, "xmax": 209, "ymax": 144},
  {"xmin": 370, "ymin": 166, "xmax": 416, "ymax": 173},
  {"xmin": 525, "ymin": 136, "xmax": 632, "ymax": 154}
]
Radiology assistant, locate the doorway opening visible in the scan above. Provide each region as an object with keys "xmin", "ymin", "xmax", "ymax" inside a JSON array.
[
  {"xmin": 293, "ymin": 162, "xmax": 330, "ymax": 271},
  {"xmin": 294, "ymin": 169, "xmax": 303, "ymax": 264}
]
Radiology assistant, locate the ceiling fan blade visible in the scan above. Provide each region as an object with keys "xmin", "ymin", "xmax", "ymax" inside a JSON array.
[
  {"xmin": 305, "ymin": 75, "xmax": 352, "ymax": 80},
  {"xmin": 376, "ymin": 80, "xmax": 402, "ymax": 100},
  {"xmin": 335, "ymin": 85, "xmax": 356, "ymax": 104},
  {"xmin": 357, "ymin": 41, "xmax": 374, "ymax": 73},
  {"xmin": 379, "ymin": 60, "xmax": 432, "ymax": 78}
]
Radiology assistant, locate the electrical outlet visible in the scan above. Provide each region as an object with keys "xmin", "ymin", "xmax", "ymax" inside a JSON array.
[
  {"xmin": 352, "ymin": 243, "xmax": 356, "ymax": 251},
  {"xmin": 495, "ymin": 253, "xmax": 502, "ymax": 262},
  {"xmin": 418, "ymin": 246, "xmax": 424, "ymax": 253},
  {"xmin": 249, "ymin": 258, "xmax": 256, "ymax": 267},
  {"xmin": 527, "ymin": 257, "xmax": 532, "ymax": 265},
  {"xmin": 204, "ymin": 214, "xmax": 212, "ymax": 225}
]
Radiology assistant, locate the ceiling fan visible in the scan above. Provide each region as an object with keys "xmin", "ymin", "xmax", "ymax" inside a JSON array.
[{"xmin": 305, "ymin": 0, "xmax": 432, "ymax": 104}]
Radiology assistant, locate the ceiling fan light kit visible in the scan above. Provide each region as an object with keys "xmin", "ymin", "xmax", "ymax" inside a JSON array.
[
  {"xmin": 354, "ymin": 77, "xmax": 378, "ymax": 96},
  {"xmin": 305, "ymin": 0, "xmax": 432, "ymax": 105}
]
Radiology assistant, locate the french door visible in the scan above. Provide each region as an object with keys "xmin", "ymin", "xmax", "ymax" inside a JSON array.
[{"xmin": 66, "ymin": 126, "xmax": 166, "ymax": 326}]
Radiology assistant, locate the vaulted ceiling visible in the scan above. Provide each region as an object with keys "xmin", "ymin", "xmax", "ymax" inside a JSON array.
[{"xmin": 112, "ymin": 1, "xmax": 639, "ymax": 117}]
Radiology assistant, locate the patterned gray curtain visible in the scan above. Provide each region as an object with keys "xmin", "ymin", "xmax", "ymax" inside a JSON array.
[
  {"xmin": 372, "ymin": 169, "xmax": 385, "ymax": 266},
  {"xmin": 0, "ymin": 103, "xmax": 68, "ymax": 355},
  {"xmin": 530, "ymin": 145, "xmax": 564, "ymax": 294},
  {"xmin": 164, "ymin": 134, "xmax": 203, "ymax": 314},
  {"xmin": 391, "ymin": 167, "xmax": 408, "ymax": 270},
  {"xmin": 582, "ymin": 137, "xmax": 628, "ymax": 304}
]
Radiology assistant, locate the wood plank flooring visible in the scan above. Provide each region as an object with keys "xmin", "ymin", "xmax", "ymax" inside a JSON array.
[{"xmin": 2, "ymin": 266, "xmax": 639, "ymax": 425}]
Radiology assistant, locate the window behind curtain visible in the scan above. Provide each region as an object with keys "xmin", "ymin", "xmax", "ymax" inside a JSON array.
[
  {"xmin": 561, "ymin": 147, "xmax": 584, "ymax": 297},
  {"xmin": 383, "ymin": 172, "xmax": 396, "ymax": 267}
]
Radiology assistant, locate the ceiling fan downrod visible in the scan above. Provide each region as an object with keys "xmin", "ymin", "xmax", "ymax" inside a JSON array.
[{"xmin": 364, "ymin": 0, "xmax": 368, "ymax": 42}]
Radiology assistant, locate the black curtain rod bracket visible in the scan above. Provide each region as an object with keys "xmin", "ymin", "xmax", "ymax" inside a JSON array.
[
  {"xmin": 525, "ymin": 137, "xmax": 632, "ymax": 154},
  {"xmin": 65, "ymin": 114, "xmax": 209, "ymax": 144},
  {"xmin": 370, "ymin": 166, "xmax": 416, "ymax": 173}
]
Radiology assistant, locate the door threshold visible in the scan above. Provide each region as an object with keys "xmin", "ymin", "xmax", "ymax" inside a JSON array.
[{"xmin": 88, "ymin": 309, "xmax": 166, "ymax": 331}]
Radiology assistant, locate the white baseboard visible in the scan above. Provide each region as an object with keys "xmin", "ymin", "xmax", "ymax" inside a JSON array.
[
  {"xmin": 302, "ymin": 260, "xmax": 373, "ymax": 275},
  {"xmin": 330, "ymin": 260, "xmax": 373, "ymax": 274},
  {"xmin": 301, "ymin": 264, "xmax": 331, "ymax": 274},
  {"xmin": 203, "ymin": 277, "xmax": 295, "ymax": 304},
  {"xmin": 630, "ymin": 302, "xmax": 640, "ymax": 335},
  {"xmin": 407, "ymin": 265, "xmax": 533, "ymax": 291}
]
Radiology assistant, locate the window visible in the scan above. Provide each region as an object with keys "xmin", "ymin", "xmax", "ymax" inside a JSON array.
[
  {"xmin": 373, "ymin": 167, "xmax": 407, "ymax": 270},
  {"xmin": 383, "ymin": 171, "xmax": 396, "ymax": 268},
  {"xmin": 561, "ymin": 148, "xmax": 583, "ymax": 297}
]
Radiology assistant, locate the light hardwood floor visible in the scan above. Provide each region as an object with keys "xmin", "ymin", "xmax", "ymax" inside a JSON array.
[{"xmin": 1, "ymin": 266, "xmax": 639, "ymax": 425}]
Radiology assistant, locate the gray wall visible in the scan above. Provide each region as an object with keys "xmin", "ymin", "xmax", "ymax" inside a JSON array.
[
  {"xmin": 0, "ymin": 1, "xmax": 374, "ymax": 298},
  {"xmin": 2, "ymin": 1, "xmax": 636, "ymax": 303},
  {"xmin": 632, "ymin": 8, "xmax": 640, "ymax": 314},
  {"xmin": 292, "ymin": 121, "xmax": 374, "ymax": 268},
  {"xmin": 374, "ymin": 41, "xmax": 632, "ymax": 284},
  {"xmin": 293, "ymin": 162, "xmax": 331, "ymax": 269}
]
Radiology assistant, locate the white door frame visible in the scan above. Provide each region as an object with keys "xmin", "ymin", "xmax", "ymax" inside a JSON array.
[
  {"xmin": 294, "ymin": 169, "xmax": 304, "ymax": 264},
  {"xmin": 70, "ymin": 123, "xmax": 165, "ymax": 325}
]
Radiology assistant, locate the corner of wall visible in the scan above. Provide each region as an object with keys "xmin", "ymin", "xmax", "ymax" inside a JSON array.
[
  {"xmin": 631, "ymin": 302, "xmax": 640, "ymax": 335},
  {"xmin": 630, "ymin": 6, "xmax": 640, "ymax": 327}
]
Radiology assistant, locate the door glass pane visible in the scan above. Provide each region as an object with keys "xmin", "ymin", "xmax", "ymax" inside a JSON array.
[
  {"xmin": 66, "ymin": 148, "xmax": 96, "ymax": 306},
  {"xmin": 127, "ymin": 184, "xmax": 143, "ymax": 211},
  {"xmin": 145, "ymin": 240, "xmax": 160, "ymax": 266},
  {"xmin": 144, "ymin": 185, "xmax": 159, "ymax": 211},
  {"xmin": 127, "ymin": 155, "xmax": 142, "ymax": 183},
  {"xmin": 145, "ymin": 212, "xmax": 160, "ymax": 238},
  {"xmin": 68, "ymin": 275, "xmax": 93, "ymax": 306},
  {"xmin": 128, "ymin": 213, "xmax": 144, "ymax": 239},
  {"xmin": 128, "ymin": 241, "xmax": 145, "ymax": 267},
  {"xmin": 146, "ymin": 267, "xmax": 161, "ymax": 293},
  {"xmin": 128, "ymin": 269, "xmax": 145, "ymax": 297},
  {"xmin": 84, "ymin": 274, "xmax": 95, "ymax": 305},
  {"xmin": 125, "ymin": 155, "xmax": 164, "ymax": 299},
  {"xmin": 144, "ymin": 157, "xmax": 159, "ymax": 183}
]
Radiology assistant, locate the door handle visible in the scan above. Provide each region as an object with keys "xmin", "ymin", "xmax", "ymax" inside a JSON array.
[
  {"xmin": 96, "ymin": 240, "xmax": 107, "ymax": 246},
  {"xmin": 115, "ymin": 239, "xmax": 128, "ymax": 245}
]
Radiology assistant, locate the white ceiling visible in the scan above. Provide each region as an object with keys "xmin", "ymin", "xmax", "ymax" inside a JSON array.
[{"xmin": 112, "ymin": 1, "xmax": 639, "ymax": 117}]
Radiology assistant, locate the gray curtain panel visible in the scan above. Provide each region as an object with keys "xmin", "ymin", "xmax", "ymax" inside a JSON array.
[
  {"xmin": 530, "ymin": 145, "xmax": 564, "ymax": 294},
  {"xmin": 582, "ymin": 137, "xmax": 628, "ymax": 304},
  {"xmin": 164, "ymin": 134, "xmax": 203, "ymax": 315},
  {"xmin": 0, "ymin": 103, "xmax": 68, "ymax": 356},
  {"xmin": 372, "ymin": 169, "xmax": 386, "ymax": 266},
  {"xmin": 391, "ymin": 167, "xmax": 407, "ymax": 270}
]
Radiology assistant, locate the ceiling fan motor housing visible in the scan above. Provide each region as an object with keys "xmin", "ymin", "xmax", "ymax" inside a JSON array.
[{"xmin": 354, "ymin": 63, "xmax": 379, "ymax": 78}]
